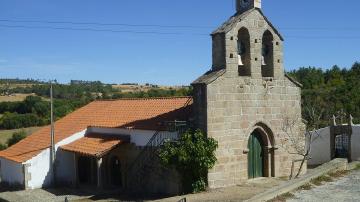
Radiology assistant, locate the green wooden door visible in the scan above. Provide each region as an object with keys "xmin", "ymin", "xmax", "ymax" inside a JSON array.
[{"xmin": 248, "ymin": 132, "xmax": 264, "ymax": 179}]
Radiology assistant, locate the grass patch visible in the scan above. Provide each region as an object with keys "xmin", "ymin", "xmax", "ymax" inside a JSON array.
[
  {"xmin": 353, "ymin": 164, "xmax": 360, "ymax": 171},
  {"xmin": 328, "ymin": 170, "xmax": 349, "ymax": 178},
  {"xmin": 310, "ymin": 175, "xmax": 333, "ymax": 186},
  {"xmin": 0, "ymin": 93, "xmax": 35, "ymax": 102},
  {"xmin": 0, "ymin": 127, "xmax": 41, "ymax": 145},
  {"xmin": 278, "ymin": 176, "xmax": 289, "ymax": 181},
  {"xmin": 268, "ymin": 192, "xmax": 295, "ymax": 202},
  {"xmin": 297, "ymin": 183, "xmax": 312, "ymax": 191}
]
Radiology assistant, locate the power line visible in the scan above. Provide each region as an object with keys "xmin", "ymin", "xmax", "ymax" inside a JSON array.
[
  {"xmin": 0, "ymin": 19, "xmax": 214, "ymax": 29},
  {"xmin": 0, "ymin": 24, "xmax": 209, "ymax": 36},
  {"xmin": 1, "ymin": 23, "xmax": 360, "ymax": 39},
  {"xmin": 281, "ymin": 27, "xmax": 360, "ymax": 31},
  {"xmin": 286, "ymin": 36, "xmax": 360, "ymax": 39},
  {"xmin": 1, "ymin": 19, "xmax": 360, "ymax": 31}
]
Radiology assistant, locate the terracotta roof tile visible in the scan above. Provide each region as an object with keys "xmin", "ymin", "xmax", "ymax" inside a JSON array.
[
  {"xmin": 0, "ymin": 97, "xmax": 193, "ymax": 163},
  {"xmin": 60, "ymin": 133, "xmax": 126, "ymax": 158}
]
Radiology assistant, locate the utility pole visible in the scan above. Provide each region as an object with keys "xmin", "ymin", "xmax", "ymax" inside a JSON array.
[{"xmin": 50, "ymin": 82, "xmax": 56, "ymax": 185}]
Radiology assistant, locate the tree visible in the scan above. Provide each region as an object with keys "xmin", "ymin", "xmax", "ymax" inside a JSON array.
[
  {"xmin": 281, "ymin": 106, "xmax": 322, "ymax": 179},
  {"xmin": 7, "ymin": 130, "xmax": 27, "ymax": 147},
  {"xmin": 158, "ymin": 129, "xmax": 218, "ymax": 193}
]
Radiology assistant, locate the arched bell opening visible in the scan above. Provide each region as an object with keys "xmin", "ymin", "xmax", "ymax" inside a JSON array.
[
  {"xmin": 248, "ymin": 123, "xmax": 276, "ymax": 179},
  {"xmin": 261, "ymin": 30, "xmax": 274, "ymax": 77},
  {"xmin": 237, "ymin": 27, "xmax": 251, "ymax": 76}
]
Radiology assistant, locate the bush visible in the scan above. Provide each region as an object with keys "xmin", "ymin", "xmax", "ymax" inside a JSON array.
[
  {"xmin": 7, "ymin": 130, "xmax": 27, "ymax": 147},
  {"xmin": 0, "ymin": 143, "xmax": 7, "ymax": 151},
  {"xmin": 0, "ymin": 113, "xmax": 44, "ymax": 129},
  {"xmin": 158, "ymin": 129, "xmax": 218, "ymax": 193}
]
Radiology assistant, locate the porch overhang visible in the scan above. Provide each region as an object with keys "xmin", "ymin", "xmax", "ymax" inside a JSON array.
[{"xmin": 60, "ymin": 133, "xmax": 130, "ymax": 158}]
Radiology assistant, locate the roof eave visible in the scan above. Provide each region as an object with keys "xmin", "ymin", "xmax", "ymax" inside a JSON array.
[{"xmin": 285, "ymin": 74, "xmax": 303, "ymax": 88}]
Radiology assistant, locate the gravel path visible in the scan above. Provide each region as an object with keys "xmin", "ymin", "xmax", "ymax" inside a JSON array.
[{"xmin": 288, "ymin": 169, "xmax": 360, "ymax": 202}]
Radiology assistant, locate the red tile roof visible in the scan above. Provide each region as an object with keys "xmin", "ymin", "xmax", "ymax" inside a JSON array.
[
  {"xmin": 0, "ymin": 97, "xmax": 192, "ymax": 163},
  {"xmin": 60, "ymin": 133, "xmax": 127, "ymax": 158}
]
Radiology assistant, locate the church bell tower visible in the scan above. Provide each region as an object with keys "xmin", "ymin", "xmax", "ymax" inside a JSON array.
[{"xmin": 236, "ymin": 0, "xmax": 261, "ymax": 13}]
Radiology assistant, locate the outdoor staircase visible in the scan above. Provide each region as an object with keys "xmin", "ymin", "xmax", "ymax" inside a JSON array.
[{"xmin": 125, "ymin": 121, "xmax": 188, "ymax": 195}]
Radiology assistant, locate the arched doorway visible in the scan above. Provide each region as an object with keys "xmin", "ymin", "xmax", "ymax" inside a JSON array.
[
  {"xmin": 248, "ymin": 130, "xmax": 264, "ymax": 178},
  {"xmin": 110, "ymin": 156, "xmax": 122, "ymax": 187},
  {"xmin": 248, "ymin": 123, "xmax": 275, "ymax": 179}
]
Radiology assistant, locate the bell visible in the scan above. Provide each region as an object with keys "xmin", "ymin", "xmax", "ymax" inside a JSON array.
[
  {"xmin": 238, "ymin": 54, "xmax": 244, "ymax": 66},
  {"xmin": 261, "ymin": 56, "xmax": 267, "ymax": 66}
]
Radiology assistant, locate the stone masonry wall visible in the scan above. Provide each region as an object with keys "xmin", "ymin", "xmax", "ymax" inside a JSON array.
[
  {"xmin": 203, "ymin": 10, "xmax": 304, "ymax": 188},
  {"xmin": 206, "ymin": 76, "xmax": 303, "ymax": 188},
  {"xmin": 223, "ymin": 10, "xmax": 284, "ymax": 80}
]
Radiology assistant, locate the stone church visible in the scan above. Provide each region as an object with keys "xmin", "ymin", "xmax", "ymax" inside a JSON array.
[
  {"xmin": 0, "ymin": 0, "xmax": 304, "ymax": 194},
  {"xmin": 192, "ymin": 0, "xmax": 304, "ymax": 188}
]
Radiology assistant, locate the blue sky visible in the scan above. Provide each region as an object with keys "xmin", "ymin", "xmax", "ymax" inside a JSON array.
[{"xmin": 0, "ymin": 0, "xmax": 359, "ymax": 85}]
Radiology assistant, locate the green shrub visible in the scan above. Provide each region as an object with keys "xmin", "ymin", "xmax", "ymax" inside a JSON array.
[
  {"xmin": 0, "ymin": 113, "xmax": 44, "ymax": 129},
  {"xmin": 191, "ymin": 179, "xmax": 207, "ymax": 193},
  {"xmin": 158, "ymin": 129, "xmax": 218, "ymax": 193},
  {"xmin": 0, "ymin": 143, "xmax": 7, "ymax": 151},
  {"xmin": 7, "ymin": 130, "xmax": 27, "ymax": 147}
]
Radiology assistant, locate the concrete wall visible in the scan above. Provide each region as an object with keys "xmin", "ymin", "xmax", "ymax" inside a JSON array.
[
  {"xmin": 351, "ymin": 125, "xmax": 360, "ymax": 161},
  {"xmin": 25, "ymin": 148, "xmax": 52, "ymax": 189},
  {"xmin": 55, "ymin": 150, "xmax": 76, "ymax": 186},
  {"xmin": 24, "ymin": 129, "xmax": 87, "ymax": 189},
  {"xmin": 0, "ymin": 158, "xmax": 24, "ymax": 187},
  {"xmin": 308, "ymin": 127, "xmax": 331, "ymax": 166},
  {"xmin": 88, "ymin": 127, "xmax": 178, "ymax": 147},
  {"xmin": 308, "ymin": 125, "xmax": 360, "ymax": 165}
]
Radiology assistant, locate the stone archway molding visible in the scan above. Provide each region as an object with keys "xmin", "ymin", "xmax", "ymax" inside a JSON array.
[{"xmin": 246, "ymin": 121, "xmax": 277, "ymax": 178}]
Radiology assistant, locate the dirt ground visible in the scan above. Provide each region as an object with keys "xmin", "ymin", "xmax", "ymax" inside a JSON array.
[
  {"xmin": 0, "ymin": 93, "xmax": 36, "ymax": 102},
  {"xmin": 153, "ymin": 177, "xmax": 286, "ymax": 202},
  {"xmin": 0, "ymin": 178, "xmax": 286, "ymax": 202}
]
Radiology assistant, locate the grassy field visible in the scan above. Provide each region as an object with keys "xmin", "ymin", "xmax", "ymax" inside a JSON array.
[
  {"xmin": 0, "ymin": 93, "xmax": 36, "ymax": 102},
  {"xmin": 0, "ymin": 127, "xmax": 41, "ymax": 145}
]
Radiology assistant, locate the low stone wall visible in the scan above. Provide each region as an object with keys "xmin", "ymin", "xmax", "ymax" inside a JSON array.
[{"xmin": 245, "ymin": 158, "xmax": 349, "ymax": 202}]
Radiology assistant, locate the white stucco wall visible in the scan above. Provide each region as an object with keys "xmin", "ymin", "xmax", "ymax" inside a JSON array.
[
  {"xmin": 308, "ymin": 127, "xmax": 331, "ymax": 166},
  {"xmin": 55, "ymin": 150, "xmax": 76, "ymax": 185},
  {"xmin": 351, "ymin": 125, "xmax": 360, "ymax": 161},
  {"xmin": 24, "ymin": 129, "xmax": 87, "ymax": 189},
  {"xmin": 0, "ymin": 157, "xmax": 24, "ymax": 186},
  {"xmin": 1, "ymin": 127, "xmax": 177, "ymax": 189},
  {"xmin": 88, "ymin": 127, "xmax": 177, "ymax": 146},
  {"xmin": 25, "ymin": 148, "xmax": 52, "ymax": 189}
]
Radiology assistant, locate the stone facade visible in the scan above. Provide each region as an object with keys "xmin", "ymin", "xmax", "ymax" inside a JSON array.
[{"xmin": 192, "ymin": 2, "xmax": 304, "ymax": 188}]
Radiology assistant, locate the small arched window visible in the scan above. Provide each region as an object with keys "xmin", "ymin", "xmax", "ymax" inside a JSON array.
[
  {"xmin": 237, "ymin": 27, "xmax": 251, "ymax": 76},
  {"xmin": 261, "ymin": 30, "xmax": 274, "ymax": 77}
]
